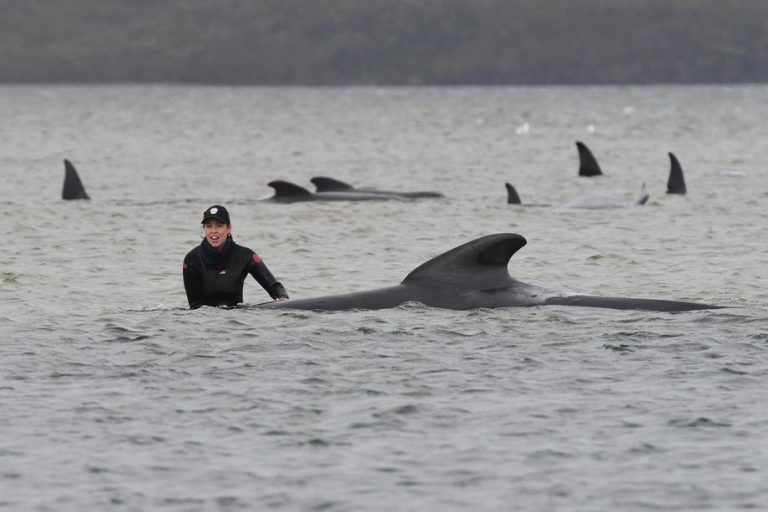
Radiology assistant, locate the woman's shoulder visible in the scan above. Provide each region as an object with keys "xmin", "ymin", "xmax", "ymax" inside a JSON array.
[{"xmin": 184, "ymin": 244, "xmax": 203, "ymax": 259}]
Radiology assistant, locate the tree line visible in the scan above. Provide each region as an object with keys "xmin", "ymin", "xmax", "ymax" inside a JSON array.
[{"xmin": 2, "ymin": 0, "xmax": 767, "ymax": 85}]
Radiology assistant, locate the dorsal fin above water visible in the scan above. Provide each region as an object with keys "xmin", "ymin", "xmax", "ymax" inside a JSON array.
[
  {"xmin": 62, "ymin": 159, "xmax": 90, "ymax": 200},
  {"xmin": 667, "ymin": 152, "xmax": 687, "ymax": 195},
  {"xmin": 635, "ymin": 183, "xmax": 650, "ymax": 205},
  {"xmin": 576, "ymin": 141, "xmax": 603, "ymax": 177},
  {"xmin": 268, "ymin": 180, "xmax": 313, "ymax": 197},
  {"xmin": 401, "ymin": 233, "xmax": 527, "ymax": 286},
  {"xmin": 505, "ymin": 182, "xmax": 522, "ymax": 204},
  {"xmin": 310, "ymin": 176, "xmax": 355, "ymax": 192}
]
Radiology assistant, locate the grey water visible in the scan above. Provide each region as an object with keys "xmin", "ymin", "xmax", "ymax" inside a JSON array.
[{"xmin": 1, "ymin": 85, "xmax": 767, "ymax": 511}]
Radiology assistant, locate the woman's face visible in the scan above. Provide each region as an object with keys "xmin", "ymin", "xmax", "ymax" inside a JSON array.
[{"xmin": 203, "ymin": 219, "xmax": 231, "ymax": 250}]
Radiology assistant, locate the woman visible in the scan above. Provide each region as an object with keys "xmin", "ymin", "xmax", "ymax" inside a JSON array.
[{"xmin": 183, "ymin": 205, "xmax": 289, "ymax": 309}]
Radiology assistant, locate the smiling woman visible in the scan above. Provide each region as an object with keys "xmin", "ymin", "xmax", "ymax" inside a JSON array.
[{"xmin": 181, "ymin": 205, "xmax": 289, "ymax": 309}]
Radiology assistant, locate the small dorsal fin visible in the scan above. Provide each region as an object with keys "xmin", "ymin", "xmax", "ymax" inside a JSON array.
[
  {"xmin": 666, "ymin": 152, "xmax": 687, "ymax": 195},
  {"xmin": 310, "ymin": 176, "xmax": 355, "ymax": 192},
  {"xmin": 505, "ymin": 182, "xmax": 522, "ymax": 204},
  {"xmin": 62, "ymin": 159, "xmax": 90, "ymax": 200},
  {"xmin": 401, "ymin": 233, "xmax": 527, "ymax": 287},
  {"xmin": 268, "ymin": 180, "xmax": 313, "ymax": 197},
  {"xmin": 635, "ymin": 182, "xmax": 649, "ymax": 205},
  {"xmin": 576, "ymin": 141, "xmax": 603, "ymax": 177}
]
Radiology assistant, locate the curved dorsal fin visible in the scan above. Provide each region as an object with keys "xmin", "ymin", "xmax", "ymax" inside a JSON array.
[
  {"xmin": 268, "ymin": 180, "xmax": 312, "ymax": 197},
  {"xmin": 576, "ymin": 141, "xmax": 603, "ymax": 177},
  {"xmin": 505, "ymin": 182, "xmax": 522, "ymax": 204},
  {"xmin": 401, "ymin": 233, "xmax": 527, "ymax": 287},
  {"xmin": 62, "ymin": 159, "xmax": 90, "ymax": 200},
  {"xmin": 310, "ymin": 176, "xmax": 354, "ymax": 192},
  {"xmin": 666, "ymin": 152, "xmax": 687, "ymax": 195}
]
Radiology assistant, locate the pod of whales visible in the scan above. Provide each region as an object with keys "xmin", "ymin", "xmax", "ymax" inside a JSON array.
[
  {"xmin": 62, "ymin": 159, "xmax": 90, "ymax": 200},
  {"xmin": 259, "ymin": 233, "xmax": 720, "ymax": 312},
  {"xmin": 508, "ymin": 149, "xmax": 688, "ymax": 207},
  {"xmin": 267, "ymin": 178, "xmax": 444, "ymax": 202}
]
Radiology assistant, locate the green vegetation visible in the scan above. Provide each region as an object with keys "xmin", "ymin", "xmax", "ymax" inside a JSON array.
[{"xmin": 2, "ymin": 0, "xmax": 767, "ymax": 84}]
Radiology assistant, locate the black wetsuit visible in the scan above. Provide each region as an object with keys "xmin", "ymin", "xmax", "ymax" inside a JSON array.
[{"xmin": 183, "ymin": 237, "xmax": 289, "ymax": 309}]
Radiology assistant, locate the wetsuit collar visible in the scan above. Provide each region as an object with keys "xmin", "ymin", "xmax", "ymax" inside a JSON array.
[{"xmin": 200, "ymin": 235, "xmax": 236, "ymax": 269}]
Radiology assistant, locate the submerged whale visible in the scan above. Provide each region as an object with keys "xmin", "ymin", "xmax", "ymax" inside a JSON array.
[
  {"xmin": 266, "ymin": 180, "xmax": 407, "ymax": 203},
  {"xmin": 62, "ymin": 159, "xmax": 90, "ymax": 200},
  {"xmin": 577, "ymin": 141, "xmax": 603, "ymax": 177},
  {"xmin": 505, "ymin": 183, "xmax": 649, "ymax": 209},
  {"xmin": 310, "ymin": 176, "xmax": 444, "ymax": 198},
  {"xmin": 259, "ymin": 234, "xmax": 720, "ymax": 312}
]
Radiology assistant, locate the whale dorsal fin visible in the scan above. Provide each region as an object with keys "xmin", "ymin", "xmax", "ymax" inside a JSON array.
[
  {"xmin": 310, "ymin": 176, "xmax": 355, "ymax": 192},
  {"xmin": 576, "ymin": 141, "xmax": 603, "ymax": 177},
  {"xmin": 635, "ymin": 182, "xmax": 649, "ymax": 205},
  {"xmin": 62, "ymin": 159, "xmax": 90, "ymax": 200},
  {"xmin": 268, "ymin": 180, "xmax": 313, "ymax": 197},
  {"xmin": 401, "ymin": 233, "xmax": 526, "ymax": 288},
  {"xmin": 505, "ymin": 182, "xmax": 522, "ymax": 204},
  {"xmin": 666, "ymin": 152, "xmax": 687, "ymax": 195}
]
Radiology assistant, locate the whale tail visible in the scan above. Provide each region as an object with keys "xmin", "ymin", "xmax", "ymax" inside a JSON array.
[
  {"xmin": 505, "ymin": 182, "xmax": 522, "ymax": 204},
  {"xmin": 576, "ymin": 141, "xmax": 603, "ymax": 177},
  {"xmin": 62, "ymin": 159, "xmax": 90, "ymax": 200},
  {"xmin": 310, "ymin": 176, "xmax": 355, "ymax": 192},
  {"xmin": 667, "ymin": 152, "xmax": 687, "ymax": 195}
]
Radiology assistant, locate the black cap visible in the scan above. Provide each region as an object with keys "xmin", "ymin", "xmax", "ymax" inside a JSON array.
[{"xmin": 201, "ymin": 205, "xmax": 230, "ymax": 225}]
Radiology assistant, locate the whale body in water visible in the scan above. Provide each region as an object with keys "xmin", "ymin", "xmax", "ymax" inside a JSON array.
[{"xmin": 259, "ymin": 234, "xmax": 720, "ymax": 312}]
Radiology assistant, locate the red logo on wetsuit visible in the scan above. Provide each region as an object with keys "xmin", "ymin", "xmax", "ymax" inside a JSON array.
[
  {"xmin": 183, "ymin": 262, "xmax": 188, "ymax": 270},
  {"xmin": 252, "ymin": 253, "xmax": 262, "ymax": 264}
]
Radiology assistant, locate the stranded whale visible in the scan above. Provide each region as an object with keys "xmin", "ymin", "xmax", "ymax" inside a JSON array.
[
  {"xmin": 62, "ymin": 159, "xmax": 90, "ymax": 200},
  {"xmin": 259, "ymin": 233, "xmax": 720, "ymax": 312},
  {"xmin": 310, "ymin": 176, "xmax": 444, "ymax": 198},
  {"xmin": 266, "ymin": 180, "xmax": 407, "ymax": 203}
]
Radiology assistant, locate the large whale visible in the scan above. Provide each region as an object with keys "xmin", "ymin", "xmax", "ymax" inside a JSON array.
[
  {"xmin": 310, "ymin": 176, "xmax": 444, "ymax": 198},
  {"xmin": 266, "ymin": 180, "xmax": 407, "ymax": 203},
  {"xmin": 577, "ymin": 141, "xmax": 603, "ymax": 177},
  {"xmin": 259, "ymin": 233, "xmax": 720, "ymax": 312},
  {"xmin": 62, "ymin": 159, "xmax": 90, "ymax": 200}
]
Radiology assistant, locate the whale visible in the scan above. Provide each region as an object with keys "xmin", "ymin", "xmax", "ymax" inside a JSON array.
[
  {"xmin": 265, "ymin": 180, "xmax": 413, "ymax": 203},
  {"xmin": 506, "ymin": 183, "xmax": 649, "ymax": 209},
  {"xmin": 577, "ymin": 141, "xmax": 603, "ymax": 177},
  {"xmin": 259, "ymin": 233, "xmax": 720, "ymax": 312},
  {"xmin": 62, "ymin": 159, "xmax": 90, "ymax": 200},
  {"xmin": 310, "ymin": 176, "xmax": 444, "ymax": 198},
  {"xmin": 667, "ymin": 152, "xmax": 687, "ymax": 194}
]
